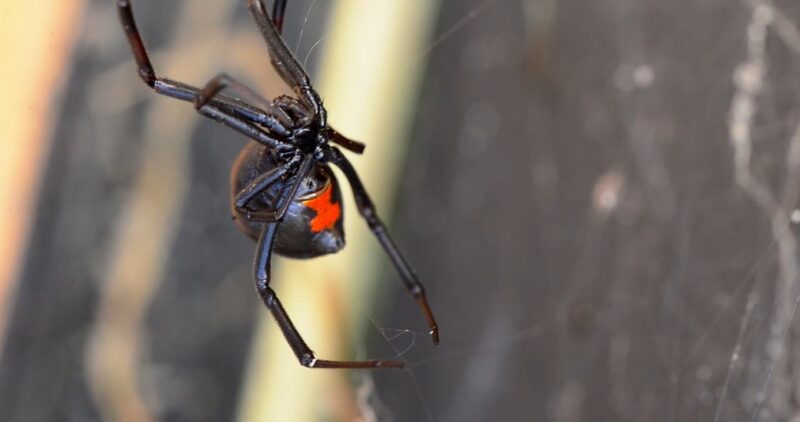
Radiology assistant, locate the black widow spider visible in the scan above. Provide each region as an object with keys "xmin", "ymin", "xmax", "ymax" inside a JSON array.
[{"xmin": 116, "ymin": 0, "xmax": 439, "ymax": 369}]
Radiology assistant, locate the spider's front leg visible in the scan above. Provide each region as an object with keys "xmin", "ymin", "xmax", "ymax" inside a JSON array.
[
  {"xmin": 248, "ymin": 0, "xmax": 326, "ymax": 125},
  {"xmin": 253, "ymin": 223, "xmax": 406, "ymax": 369},
  {"xmin": 326, "ymin": 147, "xmax": 440, "ymax": 345},
  {"xmin": 194, "ymin": 73, "xmax": 296, "ymax": 134},
  {"xmin": 117, "ymin": 0, "xmax": 294, "ymax": 152}
]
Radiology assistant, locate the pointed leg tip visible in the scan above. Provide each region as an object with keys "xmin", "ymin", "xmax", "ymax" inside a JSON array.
[{"xmin": 430, "ymin": 328, "xmax": 440, "ymax": 345}]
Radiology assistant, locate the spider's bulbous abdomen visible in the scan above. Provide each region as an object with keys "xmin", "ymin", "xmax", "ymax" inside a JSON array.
[{"xmin": 230, "ymin": 142, "xmax": 345, "ymax": 259}]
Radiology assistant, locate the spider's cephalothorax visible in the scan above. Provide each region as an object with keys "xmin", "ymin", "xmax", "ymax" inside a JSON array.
[{"xmin": 118, "ymin": 0, "xmax": 439, "ymax": 370}]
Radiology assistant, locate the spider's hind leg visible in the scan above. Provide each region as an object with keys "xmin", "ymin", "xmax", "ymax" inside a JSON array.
[
  {"xmin": 326, "ymin": 147, "xmax": 440, "ymax": 345},
  {"xmin": 253, "ymin": 223, "xmax": 406, "ymax": 369}
]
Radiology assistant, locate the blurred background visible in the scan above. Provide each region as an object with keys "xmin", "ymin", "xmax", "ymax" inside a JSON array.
[{"xmin": 3, "ymin": 0, "xmax": 800, "ymax": 421}]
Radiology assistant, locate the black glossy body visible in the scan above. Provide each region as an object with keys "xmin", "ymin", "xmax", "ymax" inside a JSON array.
[
  {"xmin": 230, "ymin": 142, "xmax": 345, "ymax": 258},
  {"xmin": 117, "ymin": 0, "xmax": 438, "ymax": 369}
]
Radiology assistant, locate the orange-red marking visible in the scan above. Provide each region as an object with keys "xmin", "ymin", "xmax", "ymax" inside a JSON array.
[{"xmin": 303, "ymin": 182, "xmax": 341, "ymax": 233}]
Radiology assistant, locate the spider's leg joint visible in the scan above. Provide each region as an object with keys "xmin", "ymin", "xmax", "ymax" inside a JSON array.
[
  {"xmin": 300, "ymin": 353, "xmax": 317, "ymax": 368},
  {"xmin": 194, "ymin": 72, "xmax": 230, "ymax": 110},
  {"xmin": 259, "ymin": 283, "xmax": 277, "ymax": 304},
  {"xmin": 137, "ymin": 68, "xmax": 155, "ymax": 87}
]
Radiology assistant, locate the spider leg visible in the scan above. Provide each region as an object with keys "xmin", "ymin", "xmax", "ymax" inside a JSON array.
[
  {"xmin": 146, "ymin": 77, "xmax": 284, "ymax": 131},
  {"xmin": 117, "ymin": 1, "xmax": 245, "ymax": 111},
  {"xmin": 237, "ymin": 153, "xmax": 314, "ymax": 223},
  {"xmin": 328, "ymin": 127, "xmax": 366, "ymax": 155},
  {"xmin": 248, "ymin": 0, "xmax": 326, "ymax": 125},
  {"xmin": 117, "ymin": 0, "xmax": 294, "ymax": 151},
  {"xmin": 254, "ymin": 223, "xmax": 406, "ymax": 369},
  {"xmin": 272, "ymin": 0, "xmax": 288, "ymax": 33},
  {"xmin": 194, "ymin": 102, "xmax": 294, "ymax": 152},
  {"xmin": 116, "ymin": 0, "xmax": 157, "ymax": 87},
  {"xmin": 195, "ymin": 72, "xmax": 295, "ymax": 133},
  {"xmin": 326, "ymin": 147, "xmax": 440, "ymax": 345},
  {"xmin": 273, "ymin": 95, "xmax": 314, "ymax": 127},
  {"xmin": 234, "ymin": 154, "xmax": 301, "ymax": 210}
]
